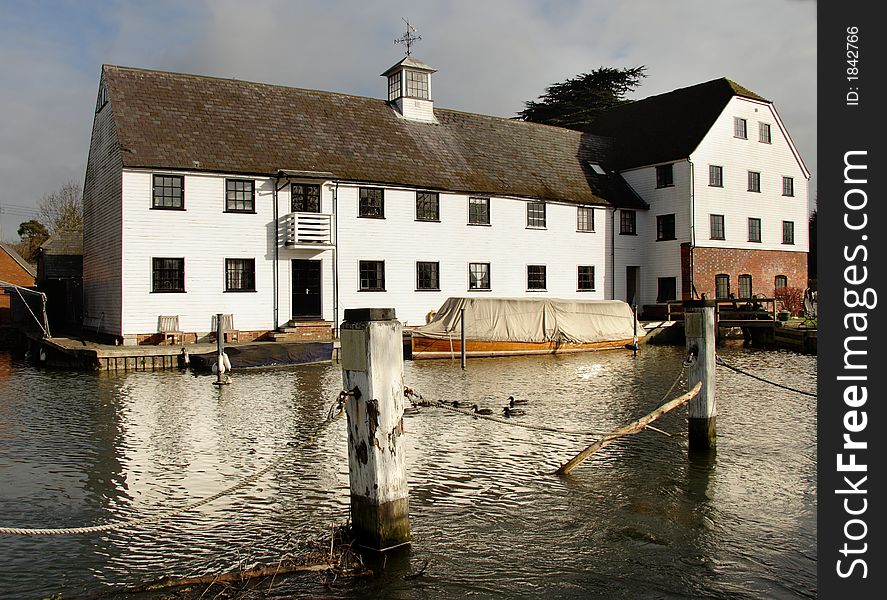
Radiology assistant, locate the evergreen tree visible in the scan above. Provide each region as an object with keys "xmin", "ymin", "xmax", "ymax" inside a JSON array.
[
  {"xmin": 518, "ymin": 66, "xmax": 647, "ymax": 129},
  {"xmin": 16, "ymin": 219, "xmax": 49, "ymax": 263}
]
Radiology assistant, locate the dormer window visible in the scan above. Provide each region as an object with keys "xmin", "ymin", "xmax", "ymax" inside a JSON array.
[
  {"xmin": 96, "ymin": 83, "xmax": 109, "ymax": 112},
  {"xmin": 405, "ymin": 70, "xmax": 429, "ymax": 99}
]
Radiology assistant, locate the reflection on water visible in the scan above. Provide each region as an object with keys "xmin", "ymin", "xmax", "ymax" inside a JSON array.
[{"xmin": 0, "ymin": 344, "xmax": 816, "ymax": 599}]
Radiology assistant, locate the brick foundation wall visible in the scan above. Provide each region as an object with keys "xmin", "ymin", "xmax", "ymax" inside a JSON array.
[{"xmin": 689, "ymin": 247, "xmax": 808, "ymax": 298}]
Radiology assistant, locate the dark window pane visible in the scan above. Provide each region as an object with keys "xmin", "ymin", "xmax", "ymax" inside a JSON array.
[
  {"xmin": 468, "ymin": 197, "xmax": 490, "ymax": 225},
  {"xmin": 359, "ymin": 260, "xmax": 385, "ymax": 290},
  {"xmin": 226, "ymin": 179, "xmax": 255, "ymax": 212},
  {"xmin": 710, "ymin": 214, "xmax": 725, "ymax": 240},
  {"xmin": 620, "ymin": 210, "xmax": 636, "ymax": 234},
  {"xmin": 527, "ymin": 265, "xmax": 546, "ymax": 290},
  {"xmin": 783, "ymin": 221, "xmax": 794, "ymax": 244},
  {"xmin": 225, "ymin": 258, "xmax": 256, "ymax": 291},
  {"xmin": 578, "ymin": 266, "xmax": 595, "ymax": 291},
  {"xmin": 416, "ymin": 262, "xmax": 439, "ymax": 290},
  {"xmin": 656, "ymin": 164, "xmax": 674, "ymax": 188},
  {"xmin": 405, "ymin": 70, "xmax": 429, "ymax": 99},
  {"xmin": 715, "ymin": 274, "xmax": 730, "ymax": 299},
  {"xmin": 152, "ymin": 257, "xmax": 185, "ymax": 292},
  {"xmin": 748, "ymin": 218, "xmax": 761, "ymax": 242},
  {"xmin": 709, "ymin": 165, "xmax": 723, "ymax": 187},
  {"xmin": 416, "ymin": 192, "xmax": 439, "ymax": 221},
  {"xmin": 291, "ymin": 183, "xmax": 321, "ymax": 213},
  {"xmin": 656, "ymin": 214, "xmax": 676, "ymax": 241},
  {"xmin": 469, "ymin": 263, "xmax": 490, "ymax": 290},
  {"xmin": 577, "ymin": 207, "xmax": 594, "ymax": 232},
  {"xmin": 748, "ymin": 171, "xmax": 761, "ymax": 192},
  {"xmin": 738, "ymin": 274, "xmax": 753, "ymax": 298},
  {"xmin": 152, "ymin": 175, "xmax": 184, "ymax": 209},
  {"xmin": 359, "ymin": 188, "xmax": 384, "ymax": 218},
  {"xmin": 527, "ymin": 202, "xmax": 546, "ymax": 227}
]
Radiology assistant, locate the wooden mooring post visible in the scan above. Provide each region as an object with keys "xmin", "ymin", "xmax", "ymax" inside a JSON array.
[
  {"xmin": 340, "ymin": 308, "xmax": 410, "ymax": 551},
  {"xmin": 213, "ymin": 312, "xmax": 230, "ymax": 386},
  {"xmin": 684, "ymin": 300, "xmax": 716, "ymax": 450}
]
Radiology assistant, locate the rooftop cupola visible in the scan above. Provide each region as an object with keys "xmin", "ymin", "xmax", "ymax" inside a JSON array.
[{"xmin": 382, "ymin": 20, "xmax": 436, "ymax": 123}]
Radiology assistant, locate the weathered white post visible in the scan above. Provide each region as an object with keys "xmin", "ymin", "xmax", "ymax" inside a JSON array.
[
  {"xmin": 460, "ymin": 307, "xmax": 467, "ymax": 370},
  {"xmin": 340, "ymin": 308, "xmax": 410, "ymax": 551},
  {"xmin": 213, "ymin": 312, "xmax": 231, "ymax": 386},
  {"xmin": 684, "ymin": 300, "xmax": 716, "ymax": 450}
]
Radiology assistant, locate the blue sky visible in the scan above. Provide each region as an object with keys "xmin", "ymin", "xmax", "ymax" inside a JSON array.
[{"xmin": 0, "ymin": 0, "xmax": 816, "ymax": 242}]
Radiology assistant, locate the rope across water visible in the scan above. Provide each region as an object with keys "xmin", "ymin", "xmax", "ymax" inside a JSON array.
[
  {"xmin": 0, "ymin": 392, "xmax": 349, "ymax": 536},
  {"xmin": 715, "ymin": 354, "xmax": 816, "ymax": 397}
]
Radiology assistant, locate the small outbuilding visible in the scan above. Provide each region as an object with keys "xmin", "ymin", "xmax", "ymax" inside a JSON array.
[{"xmin": 37, "ymin": 230, "xmax": 84, "ymax": 332}]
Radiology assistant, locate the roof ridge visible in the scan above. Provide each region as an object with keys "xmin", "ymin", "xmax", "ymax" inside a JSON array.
[
  {"xmin": 104, "ymin": 64, "xmax": 604, "ymax": 138},
  {"xmin": 625, "ymin": 76, "xmax": 769, "ymax": 106},
  {"xmin": 103, "ymin": 64, "xmax": 392, "ymax": 106}
]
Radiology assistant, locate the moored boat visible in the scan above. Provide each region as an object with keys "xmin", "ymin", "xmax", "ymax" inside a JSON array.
[{"xmin": 410, "ymin": 297, "xmax": 641, "ymax": 359}]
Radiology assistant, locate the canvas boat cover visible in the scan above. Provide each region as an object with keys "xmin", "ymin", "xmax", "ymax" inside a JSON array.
[{"xmin": 411, "ymin": 297, "xmax": 641, "ymax": 344}]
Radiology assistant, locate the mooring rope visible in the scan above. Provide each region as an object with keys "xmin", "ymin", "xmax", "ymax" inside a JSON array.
[
  {"xmin": 404, "ymin": 361, "xmax": 689, "ymax": 438},
  {"xmin": 0, "ymin": 391, "xmax": 351, "ymax": 536},
  {"xmin": 715, "ymin": 354, "xmax": 816, "ymax": 397}
]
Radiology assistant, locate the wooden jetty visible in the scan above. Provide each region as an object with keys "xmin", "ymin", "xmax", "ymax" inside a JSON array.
[
  {"xmin": 661, "ymin": 298, "xmax": 816, "ymax": 353},
  {"xmin": 23, "ymin": 334, "xmax": 334, "ymax": 372}
]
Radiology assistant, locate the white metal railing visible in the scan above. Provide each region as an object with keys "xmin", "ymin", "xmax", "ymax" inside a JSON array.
[{"xmin": 283, "ymin": 212, "xmax": 332, "ymax": 246}]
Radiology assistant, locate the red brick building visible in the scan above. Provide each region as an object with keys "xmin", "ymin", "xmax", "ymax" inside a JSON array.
[{"xmin": 0, "ymin": 243, "xmax": 37, "ymax": 325}]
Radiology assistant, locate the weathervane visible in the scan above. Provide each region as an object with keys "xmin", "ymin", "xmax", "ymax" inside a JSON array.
[{"xmin": 395, "ymin": 18, "xmax": 421, "ymax": 56}]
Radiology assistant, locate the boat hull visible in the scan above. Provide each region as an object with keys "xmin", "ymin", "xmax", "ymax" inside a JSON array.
[{"xmin": 410, "ymin": 335, "xmax": 635, "ymax": 359}]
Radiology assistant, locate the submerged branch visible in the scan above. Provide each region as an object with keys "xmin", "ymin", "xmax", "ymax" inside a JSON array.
[{"xmin": 555, "ymin": 382, "xmax": 702, "ymax": 475}]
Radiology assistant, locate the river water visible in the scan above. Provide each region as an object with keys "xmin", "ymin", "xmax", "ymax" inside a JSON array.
[{"xmin": 0, "ymin": 343, "xmax": 816, "ymax": 599}]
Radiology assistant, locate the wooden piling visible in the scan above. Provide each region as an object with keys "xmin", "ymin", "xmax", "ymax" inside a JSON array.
[
  {"xmin": 340, "ymin": 308, "xmax": 410, "ymax": 551},
  {"xmin": 213, "ymin": 312, "xmax": 230, "ymax": 385},
  {"xmin": 460, "ymin": 307, "xmax": 466, "ymax": 370},
  {"xmin": 684, "ymin": 301, "xmax": 716, "ymax": 451}
]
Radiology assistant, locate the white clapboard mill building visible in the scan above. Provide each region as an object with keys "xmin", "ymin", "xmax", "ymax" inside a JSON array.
[{"xmin": 81, "ymin": 55, "xmax": 808, "ymax": 345}]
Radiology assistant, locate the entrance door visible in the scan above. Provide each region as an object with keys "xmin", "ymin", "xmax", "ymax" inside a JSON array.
[
  {"xmin": 626, "ymin": 266, "xmax": 640, "ymax": 307},
  {"xmin": 292, "ymin": 260, "xmax": 322, "ymax": 319}
]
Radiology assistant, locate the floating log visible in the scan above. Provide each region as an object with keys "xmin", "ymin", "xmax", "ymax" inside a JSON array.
[{"xmin": 555, "ymin": 382, "xmax": 702, "ymax": 475}]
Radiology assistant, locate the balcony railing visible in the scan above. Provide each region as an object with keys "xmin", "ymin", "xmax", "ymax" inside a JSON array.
[{"xmin": 283, "ymin": 212, "xmax": 333, "ymax": 247}]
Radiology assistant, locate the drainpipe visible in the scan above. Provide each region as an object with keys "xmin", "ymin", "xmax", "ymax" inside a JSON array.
[
  {"xmin": 333, "ymin": 181, "xmax": 340, "ymax": 337},
  {"xmin": 688, "ymin": 159, "xmax": 696, "ymax": 299},
  {"xmin": 610, "ymin": 207, "xmax": 616, "ymax": 299},
  {"xmin": 273, "ymin": 173, "xmax": 283, "ymax": 329}
]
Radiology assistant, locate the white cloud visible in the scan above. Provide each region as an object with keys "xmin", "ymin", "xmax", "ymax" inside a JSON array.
[{"xmin": 0, "ymin": 0, "xmax": 816, "ymax": 240}]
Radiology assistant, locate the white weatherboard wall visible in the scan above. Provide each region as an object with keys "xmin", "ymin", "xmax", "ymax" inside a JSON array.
[
  {"xmin": 691, "ymin": 96, "xmax": 809, "ymax": 252},
  {"xmin": 278, "ymin": 181, "xmax": 335, "ymax": 323},
  {"xmin": 335, "ymin": 185, "xmax": 612, "ymax": 327},
  {"xmin": 622, "ymin": 162, "xmax": 691, "ymax": 307},
  {"xmin": 121, "ymin": 170, "xmax": 280, "ymax": 336},
  {"xmin": 82, "ymin": 86, "xmax": 123, "ymax": 336}
]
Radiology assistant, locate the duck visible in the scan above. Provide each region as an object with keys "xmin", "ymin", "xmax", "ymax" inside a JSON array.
[
  {"xmin": 472, "ymin": 404, "xmax": 493, "ymax": 415},
  {"xmin": 452, "ymin": 400, "xmax": 472, "ymax": 408},
  {"xmin": 508, "ymin": 395, "xmax": 529, "ymax": 406},
  {"xmin": 503, "ymin": 406, "xmax": 526, "ymax": 417}
]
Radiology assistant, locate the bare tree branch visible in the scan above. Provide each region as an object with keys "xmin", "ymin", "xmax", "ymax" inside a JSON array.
[{"xmin": 38, "ymin": 180, "xmax": 83, "ymax": 234}]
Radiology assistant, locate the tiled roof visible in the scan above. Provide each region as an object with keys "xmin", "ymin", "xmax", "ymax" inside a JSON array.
[
  {"xmin": 103, "ymin": 65, "xmax": 645, "ymax": 209},
  {"xmin": 587, "ymin": 77, "xmax": 770, "ymax": 170},
  {"xmin": 0, "ymin": 243, "xmax": 37, "ymax": 278},
  {"xmin": 40, "ymin": 230, "xmax": 83, "ymax": 255}
]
